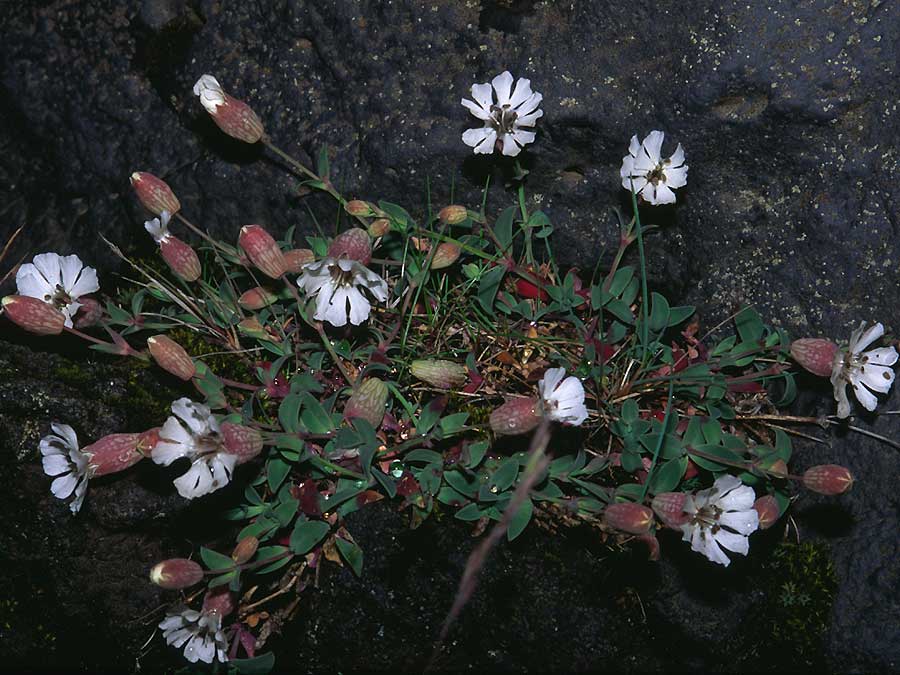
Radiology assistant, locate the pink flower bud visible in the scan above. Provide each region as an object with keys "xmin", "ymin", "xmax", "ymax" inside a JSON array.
[
  {"xmin": 137, "ymin": 427, "xmax": 160, "ymax": 455},
  {"xmin": 344, "ymin": 200, "xmax": 372, "ymax": 217},
  {"xmin": 2, "ymin": 295, "xmax": 66, "ymax": 335},
  {"xmin": 327, "ymin": 228, "xmax": 372, "ymax": 265},
  {"xmin": 790, "ymin": 338, "xmax": 838, "ymax": 377},
  {"xmin": 147, "ymin": 335, "xmax": 196, "ymax": 380},
  {"xmin": 238, "ymin": 317, "xmax": 271, "ymax": 341},
  {"xmin": 221, "ymin": 422, "xmax": 263, "ymax": 464},
  {"xmin": 439, "ymin": 205, "xmax": 468, "ymax": 225},
  {"xmin": 753, "ymin": 495, "xmax": 781, "ymax": 530},
  {"xmin": 194, "ymin": 75, "xmax": 264, "ymax": 144},
  {"xmin": 410, "ymin": 359, "xmax": 468, "ymax": 389},
  {"xmin": 74, "ymin": 297, "xmax": 103, "ymax": 329},
  {"xmin": 231, "ymin": 536, "xmax": 260, "ymax": 564},
  {"xmin": 430, "ymin": 242, "xmax": 461, "ymax": 270},
  {"xmin": 130, "ymin": 172, "xmax": 181, "ymax": 216},
  {"xmin": 489, "ymin": 396, "xmax": 541, "ymax": 436},
  {"xmin": 150, "ymin": 558, "xmax": 204, "ymax": 589},
  {"xmin": 160, "ymin": 236, "xmax": 201, "ymax": 282},
  {"xmin": 802, "ymin": 464, "xmax": 854, "ymax": 495},
  {"xmin": 344, "ymin": 378, "xmax": 389, "ymax": 428},
  {"xmin": 651, "ymin": 491, "xmax": 689, "ymax": 528},
  {"xmin": 283, "ymin": 248, "xmax": 316, "ymax": 273},
  {"xmin": 604, "ymin": 502, "xmax": 655, "ymax": 535},
  {"xmin": 202, "ymin": 586, "xmax": 236, "ymax": 617},
  {"xmin": 238, "ymin": 225, "xmax": 287, "ymax": 279},
  {"xmin": 238, "ymin": 287, "xmax": 278, "ymax": 310},
  {"xmin": 368, "ymin": 218, "xmax": 390, "ymax": 238},
  {"xmin": 83, "ymin": 433, "xmax": 143, "ymax": 477}
]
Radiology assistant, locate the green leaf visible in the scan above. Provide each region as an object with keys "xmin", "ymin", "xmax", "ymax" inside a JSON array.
[
  {"xmin": 620, "ymin": 450, "xmax": 644, "ymax": 473},
  {"xmin": 288, "ymin": 520, "xmax": 330, "ymax": 555},
  {"xmin": 772, "ymin": 371, "xmax": 797, "ymax": 407},
  {"xmin": 494, "ymin": 206, "xmax": 516, "ymax": 253},
  {"xmin": 444, "ymin": 470, "xmax": 478, "ymax": 498},
  {"xmin": 701, "ymin": 419, "xmax": 723, "ymax": 445},
  {"xmin": 491, "ymin": 457, "xmax": 520, "ymax": 492},
  {"xmin": 608, "ymin": 266, "xmax": 635, "ymax": 297},
  {"xmin": 688, "ymin": 444, "xmax": 743, "ymax": 471},
  {"xmin": 620, "ymin": 399, "xmax": 639, "ymax": 425},
  {"xmin": 477, "ymin": 265, "xmax": 507, "ymax": 313},
  {"xmin": 604, "ymin": 298, "xmax": 634, "ymax": 324},
  {"xmin": 378, "ymin": 201, "xmax": 413, "ymax": 230},
  {"xmin": 507, "ymin": 498, "xmax": 533, "ymax": 541},
  {"xmin": 335, "ymin": 537, "xmax": 364, "ymax": 577},
  {"xmin": 615, "ymin": 483, "xmax": 645, "ymax": 501},
  {"xmin": 649, "ymin": 457, "xmax": 688, "ymax": 494},
  {"xmin": 278, "ymin": 394, "xmax": 302, "ymax": 433},
  {"xmin": 648, "ymin": 292, "xmax": 670, "ymax": 333},
  {"xmin": 371, "ymin": 469, "xmax": 397, "ymax": 498},
  {"xmin": 230, "ymin": 652, "xmax": 276, "ymax": 675},
  {"xmin": 200, "ymin": 546, "xmax": 235, "ymax": 571},
  {"xmin": 774, "ymin": 429, "xmax": 792, "ymax": 462},
  {"xmin": 254, "ymin": 546, "xmax": 293, "ymax": 574},
  {"xmin": 300, "ymin": 394, "xmax": 336, "ymax": 434},
  {"xmin": 667, "ymin": 305, "xmax": 695, "ymax": 326},
  {"xmin": 455, "ymin": 502, "xmax": 486, "ymax": 521},
  {"xmin": 639, "ymin": 432, "xmax": 684, "ymax": 459},
  {"xmin": 405, "ymin": 449, "xmax": 444, "ymax": 464},
  {"xmin": 267, "ymin": 456, "xmax": 292, "ymax": 493},
  {"xmin": 439, "ymin": 412, "xmax": 469, "ymax": 435},
  {"xmin": 466, "ymin": 441, "xmax": 489, "ymax": 468},
  {"xmin": 208, "ymin": 570, "xmax": 237, "ymax": 588},
  {"xmin": 317, "ymin": 145, "xmax": 330, "ymax": 178},
  {"xmin": 735, "ymin": 306, "xmax": 764, "ymax": 343}
]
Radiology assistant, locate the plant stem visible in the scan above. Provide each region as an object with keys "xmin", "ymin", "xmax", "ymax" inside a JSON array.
[
  {"xmin": 639, "ymin": 379, "xmax": 674, "ymax": 502},
  {"xmin": 629, "ymin": 186, "xmax": 650, "ymax": 365}
]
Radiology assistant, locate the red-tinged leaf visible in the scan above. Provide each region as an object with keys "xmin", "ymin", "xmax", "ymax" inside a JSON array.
[
  {"xmin": 396, "ymin": 474, "xmax": 421, "ymax": 497},
  {"xmin": 297, "ymin": 480, "xmax": 322, "ymax": 516}
]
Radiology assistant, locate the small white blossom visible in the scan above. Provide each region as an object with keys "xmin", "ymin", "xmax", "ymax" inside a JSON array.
[
  {"xmin": 297, "ymin": 257, "xmax": 388, "ymax": 327},
  {"xmin": 151, "ymin": 398, "xmax": 236, "ymax": 499},
  {"xmin": 830, "ymin": 321, "xmax": 898, "ymax": 419},
  {"xmin": 40, "ymin": 423, "xmax": 90, "ymax": 513},
  {"xmin": 159, "ymin": 607, "xmax": 229, "ymax": 664},
  {"xmin": 680, "ymin": 475, "xmax": 759, "ymax": 567},
  {"xmin": 538, "ymin": 367, "xmax": 588, "ymax": 426},
  {"xmin": 16, "ymin": 252, "xmax": 99, "ymax": 327},
  {"xmin": 620, "ymin": 131, "xmax": 688, "ymax": 205},
  {"xmin": 461, "ymin": 71, "xmax": 543, "ymax": 157},
  {"xmin": 144, "ymin": 210, "xmax": 172, "ymax": 243},
  {"xmin": 192, "ymin": 74, "xmax": 226, "ymax": 114}
]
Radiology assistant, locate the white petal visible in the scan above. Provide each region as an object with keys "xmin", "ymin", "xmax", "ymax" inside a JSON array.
[
  {"xmin": 31, "ymin": 253, "xmax": 63, "ymax": 286},
  {"xmin": 346, "ymin": 287, "xmax": 372, "ymax": 325},
  {"xmin": 666, "ymin": 143, "xmax": 685, "ymax": 168},
  {"xmin": 209, "ymin": 454, "xmax": 237, "ymax": 491},
  {"xmin": 858, "ymin": 364, "xmax": 894, "ymax": 393},
  {"xmin": 640, "ymin": 182, "xmax": 658, "ymax": 204},
  {"xmin": 42, "ymin": 454, "xmax": 70, "ymax": 476},
  {"xmin": 323, "ymin": 287, "xmax": 351, "ymax": 327},
  {"xmin": 144, "ymin": 218, "xmax": 168, "ymax": 243},
  {"xmin": 51, "ymin": 472, "xmax": 77, "ymax": 499},
  {"xmin": 16, "ymin": 269, "xmax": 55, "ymax": 300},
  {"xmin": 641, "ymin": 131, "xmax": 665, "ymax": 164},
  {"xmin": 174, "ymin": 460, "xmax": 214, "ymax": 499},
  {"xmin": 834, "ymin": 379, "xmax": 852, "ymax": 418},
  {"xmin": 51, "ymin": 423, "xmax": 79, "ymax": 451},
  {"xmin": 653, "ymin": 183, "xmax": 677, "ymax": 205},
  {"xmin": 852, "ymin": 322, "xmax": 884, "ymax": 354},
  {"xmin": 58, "ymin": 255, "xmax": 84, "ymax": 294},
  {"xmin": 462, "ymin": 127, "xmax": 495, "ymax": 152},
  {"xmin": 627, "ymin": 135, "xmax": 641, "ymax": 157},
  {"xmin": 622, "ymin": 174, "xmax": 648, "ymax": 194},
  {"xmin": 153, "ymin": 417, "xmax": 194, "ymax": 465},
  {"xmin": 159, "ymin": 615, "xmax": 186, "ymax": 632},
  {"xmin": 68, "ymin": 264, "xmax": 99, "ymax": 299},
  {"xmin": 691, "ymin": 526, "xmax": 731, "ymax": 566},
  {"xmin": 70, "ymin": 478, "xmax": 88, "ymax": 513},
  {"xmin": 461, "ymin": 98, "xmax": 492, "ymax": 121},
  {"xmin": 851, "ymin": 381, "xmax": 878, "ymax": 411},
  {"xmin": 510, "ymin": 128, "xmax": 536, "ymax": 147},
  {"xmin": 501, "ymin": 134, "xmax": 522, "ymax": 157},
  {"xmin": 552, "ymin": 376, "xmax": 585, "ymax": 407},
  {"xmin": 864, "ymin": 346, "xmax": 898, "ymax": 367},
  {"xmin": 470, "ymin": 82, "xmax": 494, "ymax": 110},
  {"xmin": 172, "ymin": 399, "xmax": 213, "ymax": 435},
  {"xmin": 166, "ymin": 627, "xmax": 194, "ymax": 648},
  {"xmin": 515, "ymin": 92, "xmax": 543, "ymax": 117},
  {"xmin": 194, "ymin": 636, "xmax": 216, "ymax": 664},
  {"xmin": 539, "ymin": 368, "xmax": 566, "ymax": 399},
  {"xmin": 664, "ymin": 165, "xmax": 688, "ymax": 189},
  {"xmin": 552, "ymin": 401, "xmax": 588, "ymax": 426},
  {"xmin": 507, "ymin": 77, "xmax": 534, "ymax": 109},
  {"xmin": 716, "ymin": 485, "xmax": 755, "ymax": 512},
  {"xmin": 719, "ymin": 509, "xmax": 759, "ymax": 536},
  {"xmin": 713, "ymin": 529, "xmax": 750, "ymax": 556},
  {"xmin": 515, "ymin": 108, "xmax": 544, "ymax": 127},
  {"xmin": 491, "ymin": 71, "xmax": 514, "ymax": 106},
  {"xmin": 358, "ymin": 269, "xmax": 388, "ymax": 302}
]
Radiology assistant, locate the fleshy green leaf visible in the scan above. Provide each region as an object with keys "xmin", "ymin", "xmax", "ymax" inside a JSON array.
[{"xmin": 288, "ymin": 520, "xmax": 330, "ymax": 555}]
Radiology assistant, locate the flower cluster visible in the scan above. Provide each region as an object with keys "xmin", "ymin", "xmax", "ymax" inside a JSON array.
[
  {"xmin": 461, "ymin": 71, "xmax": 543, "ymax": 157},
  {"xmin": 15, "ymin": 252, "xmax": 99, "ymax": 327}
]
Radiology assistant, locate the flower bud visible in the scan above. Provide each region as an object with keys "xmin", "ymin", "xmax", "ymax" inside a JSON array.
[
  {"xmin": 604, "ymin": 502, "xmax": 655, "ymax": 535},
  {"xmin": 221, "ymin": 422, "xmax": 263, "ymax": 464},
  {"xmin": 193, "ymin": 75, "xmax": 264, "ymax": 144},
  {"xmin": 130, "ymin": 172, "xmax": 181, "ymax": 216},
  {"xmin": 74, "ymin": 297, "xmax": 103, "ymax": 329},
  {"xmin": 802, "ymin": 464, "xmax": 854, "ymax": 495},
  {"xmin": 137, "ymin": 427, "xmax": 160, "ymax": 455},
  {"xmin": 753, "ymin": 495, "xmax": 781, "ymax": 530},
  {"xmin": 489, "ymin": 396, "xmax": 541, "ymax": 436},
  {"xmin": 147, "ymin": 335, "xmax": 195, "ymax": 381},
  {"xmin": 283, "ymin": 248, "xmax": 316, "ymax": 273},
  {"xmin": 790, "ymin": 338, "xmax": 838, "ymax": 377},
  {"xmin": 238, "ymin": 287, "xmax": 278, "ymax": 310},
  {"xmin": 344, "ymin": 378, "xmax": 389, "ymax": 428},
  {"xmin": 2, "ymin": 295, "xmax": 66, "ymax": 335},
  {"xmin": 239, "ymin": 225, "xmax": 287, "ymax": 279},
  {"xmin": 344, "ymin": 200, "xmax": 372, "ymax": 217},
  {"xmin": 327, "ymin": 228, "xmax": 372, "ymax": 265},
  {"xmin": 150, "ymin": 558, "xmax": 204, "ymax": 589},
  {"xmin": 758, "ymin": 457, "xmax": 788, "ymax": 478},
  {"xmin": 410, "ymin": 359, "xmax": 468, "ymax": 389},
  {"xmin": 430, "ymin": 242, "xmax": 461, "ymax": 270},
  {"xmin": 651, "ymin": 491, "xmax": 689, "ymax": 528},
  {"xmin": 439, "ymin": 205, "xmax": 468, "ymax": 225},
  {"xmin": 231, "ymin": 536, "xmax": 259, "ymax": 564},
  {"xmin": 160, "ymin": 236, "xmax": 201, "ymax": 282},
  {"xmin": 368, "ymin": 218, "xmax": 390, "ymax": 238},
  {"xmin": 238, "ymin": 317, "xmax": 271, "ymax": 341},
  {"xmin": 83, "ymin": 433, "xmax": 143, "ymax": 477},
  {"xmin": 203, "ymin": 586, "xmax": 237, "ymax": 618}
]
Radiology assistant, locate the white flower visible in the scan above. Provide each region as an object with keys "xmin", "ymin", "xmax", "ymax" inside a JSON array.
[
  {"xmin": 680, "ymin": 474, "xmax": 759, "ymax": 567},
  {"xmin": 151, "ymin": 398, "xmax": 237, "ymax": 499},
  {"xmin": 538, "ymin": 367, "xmax": 588, "ymax": 426},
  {"xmin": 830, "ymin": 321, "xmax": 898, "ymax": 419},
  {"xmin": 159, "ymin": 607, "xmax": 229, "ymax": 664},
  {"xmin": 15, "ymin": 252, "xmax": 99, "ymax": 327},
  {"xmin": 297, "ymin": 257, "xmax": 388, "ymax": 327},
  {"xmin": 192, "ymin": 74, "xmax": 226, "ymax": 114},
  {"xmin": 461, "ymin": 71, "xmax": 543, "ymax": 157},
  {"xmin": 144, "ymin": 210, "xmax": 172, "ymax": 243},
  {"xmin": 620, "ymin": 131, "xmax": 688, "ymax": 205},
  {"xmin": 40, "ymin": 423, "xmax": 91, "ymax": 513}
]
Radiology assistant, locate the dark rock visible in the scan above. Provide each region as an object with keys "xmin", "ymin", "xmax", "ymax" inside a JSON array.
[{"xmin": 0, "ymin": 0, "xmax": 898, "ymax": 672}]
